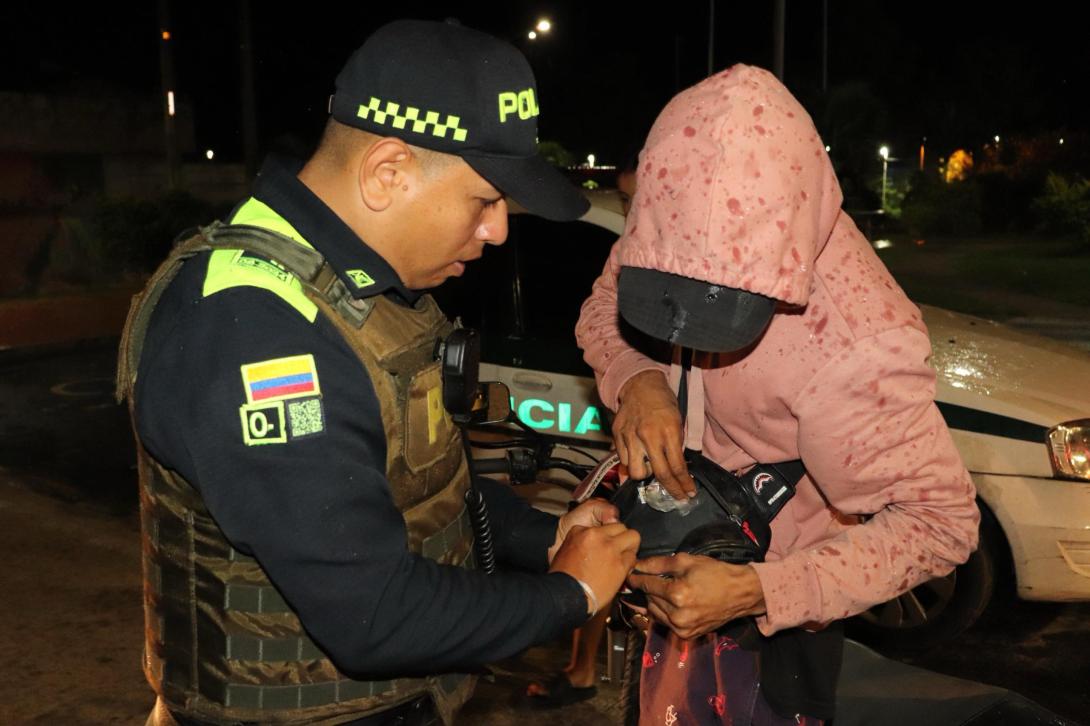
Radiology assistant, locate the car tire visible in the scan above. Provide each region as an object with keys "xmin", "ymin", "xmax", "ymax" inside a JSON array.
[{"xmin": 845, "ymin": 502, "xmax": 1005, "ymax": 653}]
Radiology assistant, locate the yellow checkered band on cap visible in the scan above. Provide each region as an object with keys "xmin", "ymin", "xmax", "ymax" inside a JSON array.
[{"xmin": 357, "ymin": 97, "xmax": 468, "ymax": 142}]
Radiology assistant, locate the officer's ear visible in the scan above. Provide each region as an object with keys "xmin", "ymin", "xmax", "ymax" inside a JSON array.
[{"xmin": 359, "ymin": 137, "xmax": 416, "ymax": 212}]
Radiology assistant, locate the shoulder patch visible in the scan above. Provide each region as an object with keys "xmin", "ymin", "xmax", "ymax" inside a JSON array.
[
  {"xmin": 239, "ymin": 396, "xmax": 326, "ymax": 446},
  {"xmin": 238, "ymin": 355, "xmax": 326, "ymax": 446},
  {"xmin": 241, "ymin": 354, "xmax": 321, "ymax": 403},
  {"xmin": 285, "ymin": 396, "xmax": 325, "ymax": 438},
  {"xmin": 240, "ymin": 401, "xmax": 288, "ymax": 446}
]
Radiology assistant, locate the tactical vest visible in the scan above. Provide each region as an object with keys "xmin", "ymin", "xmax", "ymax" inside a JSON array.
[{"xmin": 116, "ymin": 220, "xmax": 476, "ymax": 725}]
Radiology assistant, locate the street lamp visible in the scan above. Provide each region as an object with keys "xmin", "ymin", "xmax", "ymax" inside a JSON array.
[
  {"xmin": 587, "ymin": 154, "xmax": 596, "ymax": 168},
  {"xmin": 528, "ymin": 18, "xmax": 551, "ymax": 40},
  {"xmin": 879, "ymin": 145, "xmax": 890, "ymax": 212}
]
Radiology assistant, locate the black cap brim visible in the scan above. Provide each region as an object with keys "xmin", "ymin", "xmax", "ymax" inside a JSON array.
[
  {"xmin": 618, "ymin": 267, "xmax": 776, "ymax": 353},
  {"xmin": 463, "ymin": 153, "xmax": 589, "ymax": 222}
]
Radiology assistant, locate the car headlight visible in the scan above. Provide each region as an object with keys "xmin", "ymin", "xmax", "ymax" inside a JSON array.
[{"xmin": 1048, "ymin": 419, "xmax": 1090, "ymax": 481}]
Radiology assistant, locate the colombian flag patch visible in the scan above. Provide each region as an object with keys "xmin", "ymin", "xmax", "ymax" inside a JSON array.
[{"xmin": 241, "ymin": 354, "xmax": 321, "ymax": 404}]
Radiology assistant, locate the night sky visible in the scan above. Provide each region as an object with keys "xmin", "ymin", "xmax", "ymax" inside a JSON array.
[{"xmin": 3, "ymin": 1, "xmax": 1085, "ymax": 169}]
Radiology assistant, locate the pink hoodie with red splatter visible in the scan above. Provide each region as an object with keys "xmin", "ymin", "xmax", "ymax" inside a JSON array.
[{"xmin": 575, "ymin": 65, "xmax": 979, "ymax": 634}]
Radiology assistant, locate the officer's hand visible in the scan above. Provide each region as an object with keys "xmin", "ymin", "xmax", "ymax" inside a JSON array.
[
  {"xmin": 614, "ymin": 370, "xmax": 694, "ymax": 500},
  {"xmin": 549, "ymin": 523, "xmax": 640, "ymax": 616},
  {"xmin": 547, "ymin": 499, "xmax": 620, "ymax": 563},
  {"xmin": 627, "ymin": 554, "xmax": 766, "ymax": 640}
]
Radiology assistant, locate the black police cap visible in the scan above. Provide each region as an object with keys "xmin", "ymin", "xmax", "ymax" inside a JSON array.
[{"xmin": 330, "ymin": 19, "xmax": 589, "ymax": 222}]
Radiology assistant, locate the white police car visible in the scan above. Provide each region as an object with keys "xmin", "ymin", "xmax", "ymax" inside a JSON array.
[{"xmin": 435, "ymin": 190, "xmax": 1090, "ymax": 651}]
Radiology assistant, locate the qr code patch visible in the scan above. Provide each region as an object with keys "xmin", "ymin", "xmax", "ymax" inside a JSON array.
[{"xmin": 287, "ymin": 398, "xmax": 325, "ymax": 438}]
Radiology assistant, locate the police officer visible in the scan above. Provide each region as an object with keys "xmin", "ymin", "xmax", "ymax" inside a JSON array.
[{"xmin": 118, "ymin": 20, "xmax": 639, "ymax": 726}]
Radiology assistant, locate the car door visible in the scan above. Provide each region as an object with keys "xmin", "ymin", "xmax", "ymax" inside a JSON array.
[{"xmin": 433, "ymin": 206, "xmax": 623, "ymax": 450}]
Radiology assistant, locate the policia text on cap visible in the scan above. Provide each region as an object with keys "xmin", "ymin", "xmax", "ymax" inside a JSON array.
[{"xmin": 117, "ymin": 20, "xmax": 639, "ymax": 726}]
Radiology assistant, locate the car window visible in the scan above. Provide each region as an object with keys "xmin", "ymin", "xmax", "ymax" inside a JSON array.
[{"xmin": 433, "ymin": 215, "xmax": 616, "ymax": 376}]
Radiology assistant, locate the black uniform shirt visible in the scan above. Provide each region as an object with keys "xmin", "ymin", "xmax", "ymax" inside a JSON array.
[{"xmin": 134, "ymin": 156, "xmax": 587, "ymax": 676}]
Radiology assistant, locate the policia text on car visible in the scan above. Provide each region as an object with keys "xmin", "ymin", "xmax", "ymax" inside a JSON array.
[{"xmin": 116, "ymin": 20, "xmax": 639, "ymax": 726}]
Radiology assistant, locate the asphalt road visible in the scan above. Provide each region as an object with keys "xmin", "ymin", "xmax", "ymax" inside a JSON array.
[{"xmin": 1, "ymin": 341, "xmax": 1087, "ymax": 724}]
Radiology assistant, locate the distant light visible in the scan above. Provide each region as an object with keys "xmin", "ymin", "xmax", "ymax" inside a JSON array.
[
  {"xmin": 825, "ymin": 145, "xmax": 831, "ymax": 152},
  {"xmin": 994, "ymin": 135, "xmax": 1000, "ymax": 143},
  {"xmin": 873, "ymin": 239, "xmax": 893, "ymax": 250},
  {"xmin": 167, "ymin": 90, "xmax": 175, "ymax": 117},
  {"xmin": 879, "ymin": 145, "xmax": 889, "ymax": 160},
  {"xmin": 161, "ymin": 30, "xmax": 171, "ymax": 41},
  {"xmin": 205, "ymin": 149, "xmax": 215, "ymax": 161},
  {"xmin": 587, "ymin": 153, "xmax": 596, "ymax": 167},
  {"xmin": 528, "ymin": 31, "xmax": 537, "ymax": 40},
  {"xmin": 1060, "ymin": 138, "xmax": 1065, "ymax": 145},
  {"xmin": 536, "ymin": 19, "xmax": 552, "ymax": 33}
]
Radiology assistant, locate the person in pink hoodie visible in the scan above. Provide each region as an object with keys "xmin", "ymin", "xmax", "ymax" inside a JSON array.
[{"xmin": 575, "ymin": 65, "xmax": 980, "ymax": 724}]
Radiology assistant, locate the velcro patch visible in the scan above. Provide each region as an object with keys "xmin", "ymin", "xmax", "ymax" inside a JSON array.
[
  {"xmin": 287, "ymin": 397, "xmax": 325, "ymax": 438},
  {"xmin": 239, "ymin": 397, "xmax": 326, "ymax": 446},
  {"xmin": 241, "ymin": 354, "xmax": 321, "ymax": 404},
  {"xmin": 240, "ymin": 401, "xmax": 287, "ymax": 446}
]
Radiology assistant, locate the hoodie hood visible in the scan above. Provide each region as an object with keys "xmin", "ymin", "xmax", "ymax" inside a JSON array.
[{"xmin": 617, "ymin": 65, "xmax": 843, "ymax": 307}]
